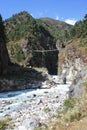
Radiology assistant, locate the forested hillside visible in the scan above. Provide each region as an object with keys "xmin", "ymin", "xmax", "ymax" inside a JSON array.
[
  {"xmin": 59, "ymin": 14, "xmax": 87, "ymax": 72},
  {"xmin": 38, "ymin": 17, "xmax": 70, "ymax": 42},
  {"xmin": 0, "ymin": 10, "xmax": 87, "ymax": 130},
  {"xmin": 1, "ymin": 11, "xmax": 86, "ymax": 75},
  {"xmin": 4, "ymin": 11, "xmax": 56, "ymax": 69},
  {"xmin": 69, "ymin": 14, "xmax": 87, "ymax": 54},
  {"xmin": 5, "ymin": 11, "xmax": 70, "ymax": 43},
  {"xmin": 3, "ymin": 11, "xmax": 71, "ymax": 74}
]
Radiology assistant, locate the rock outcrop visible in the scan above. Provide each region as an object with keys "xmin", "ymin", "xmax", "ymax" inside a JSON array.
[
  {"xmin": 69, "ymin": 68, "xmax": 87, "ymax": 97},
  {"xmin": 58, "ymin": 40, "xmax": 87, "ymax": 97},
  {"xmin": 0, "ymin": 15, "xmax": 10, "ymax": 75}
]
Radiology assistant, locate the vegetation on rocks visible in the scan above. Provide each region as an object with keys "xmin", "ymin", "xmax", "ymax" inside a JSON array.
[
  {"xmin": 0, "ymin": 118, "xmax": 12, "ymax": 130},
  {"xmin": 58, "ymin": 14, "xmax": 87, "ymax": 75},
  {"xmin": 0, "ymin": 11, "xmax": 87, "ymax": 130},
  {"xmin": 35, "ymin": 82, "xmax": 87, "ymax": 130},
  {"xmin": 34, "ymin": 14, "xmax": 87, "ymax": 130},
  {"xmin": 38, "ymin": 17, "xmax": 71, "ymax": 42},
  {"xmin": 68, "ymin": 14, "xmax": 87, "ymax": 57},
  {"xmin": 4, "ymin": 11, "xmax": 70, "ymax": 74},
  {"xmin": 9, "ymin": 43, "xmax": 25, "ymax": 63},
  {"xmin": 70, "ymin": 14, "xmax": 87, "ymax": 39}
]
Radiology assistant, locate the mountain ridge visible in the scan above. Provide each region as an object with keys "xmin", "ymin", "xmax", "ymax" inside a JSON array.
[{"xmin": 3, "ymin": 11, "xmax": 71, "ymax": 75}]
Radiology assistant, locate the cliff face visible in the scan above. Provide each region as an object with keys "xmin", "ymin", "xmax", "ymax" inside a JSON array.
[
  {"xmin": 0, "ymin": 42, "xmax": 10, "ymax": 75},
  {"xmin": 58, "ymin": 39, "xmax": 87, "ymax": 97},
  {"xmin": 0, "ymin": 15, "xmax": 10, "ymax": 75}
]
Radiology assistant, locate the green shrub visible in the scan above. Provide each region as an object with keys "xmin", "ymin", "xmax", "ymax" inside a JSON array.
[
  {"xmin": 83, "ymin": 81, "xmax": 87, "ymax": 91},
  {"xmin": 64, "ymin": 108, "xmax": 82, "ymax": 122},
  {"xmin": 64, "ymin": 97, "xmax": 76, "ymax": 110},
  {"xmin": 44, "ymin": 107, "xmax": 51, "ymax": 113},
  {"xmin": 34, "ymin": 123, "xmax": 48, "ymax": 130},
  {"xmin": 10, "ymin": 43, "xmax": 25, "ymax": 63},
  {"xmin": 0, "ymin": 118, "xmax": 11, "ymax": 130}
]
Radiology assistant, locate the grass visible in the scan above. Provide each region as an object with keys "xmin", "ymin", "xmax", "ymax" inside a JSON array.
[
  {"xmin": 34, "ymin": 123, "xmax": 48, "ymax": 130},
  {"xmin": 44, "ymin": 107, "xmax": 51, "ymax": 113},
  {"xmin": 64, "ymin": 97, "xmax": 76, "ymax": 110},
  {"xmin": 83, "ymin": 81, "xmax": 87, "ymax": 92},
  {"xmin": 0, "ymin": 118, "xmax": 13, "ymax": 130}
]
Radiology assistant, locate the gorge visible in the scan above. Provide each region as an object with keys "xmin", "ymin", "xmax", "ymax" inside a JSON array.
[{"xmin": 0, "ymin": 11, "xmax": 87, "ymax": 130}]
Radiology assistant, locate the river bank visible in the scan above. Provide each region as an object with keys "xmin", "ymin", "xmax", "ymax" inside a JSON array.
[{"xmin": 0, "ymin": 75, "xmax": 71, "ymax": 130}]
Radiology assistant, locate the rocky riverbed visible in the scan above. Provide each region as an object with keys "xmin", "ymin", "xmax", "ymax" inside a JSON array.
[{"xmin": 0, "ymin": 75, "xmax": 71, "ymax": 130}]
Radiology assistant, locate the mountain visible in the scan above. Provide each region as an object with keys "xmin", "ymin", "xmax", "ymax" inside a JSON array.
[
  {"xmin": 3, "ymin": 11, "xmax": 87, "ymax": 75},
  {"xmin": 4, "ymin": 12, "xmax": 71, "ymax": 42},
  {"xmin": 38, "ymin": 17, "xmax": 71, "ymax": 41},
  {"xmin": 4, "ymin": 11, "xmax": 71, "ymax": 74},
  {"xmin": 0, "ymin": 12, "xmax": 87, "ymax": 129}
]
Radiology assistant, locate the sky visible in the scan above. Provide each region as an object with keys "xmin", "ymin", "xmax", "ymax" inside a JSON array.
[{"xmin": 0, "ymin": 0, "xmax": 87, "ymax": 25}]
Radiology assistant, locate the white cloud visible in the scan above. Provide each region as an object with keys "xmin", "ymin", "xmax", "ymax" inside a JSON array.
[
  {"xmin": 30, "ymin": 11, "xmax": 45, "ymax": 19},
  {"xmin": 65, "ymin": 19, "xmax": 77, "ymax": 25},
  {"xmin": 30, "ymin": 13, "xmax": 34, "ymax": 17},
  {"xmin": 56, "ymin": 16, "xmax": 59, "ymax": 20}
]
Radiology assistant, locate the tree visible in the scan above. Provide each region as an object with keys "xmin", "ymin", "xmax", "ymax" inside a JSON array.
[
  {"xmin": 70, "ymin": 14, "xmax": 87, "ymax": 39},
  {"xmin": 84, "ymin": 14, "xmax": 87, "ymax": 21}
]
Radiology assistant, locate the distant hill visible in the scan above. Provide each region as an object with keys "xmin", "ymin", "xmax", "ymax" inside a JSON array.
[
  {"xmin": 38, "ymin": 17, "xmax": 71, "ymax": 41},
  {"xmin": 40, "ymin": 17, "xmax": 71, "ymax": 29},
  {"xmin": 40, "ymin": 17, "xmax": 70, "ymax": 29}
]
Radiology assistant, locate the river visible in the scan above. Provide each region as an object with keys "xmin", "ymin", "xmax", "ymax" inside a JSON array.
[{"xmin": 0, "ymin": 76, "xmax": 71, "ymax": 120}]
